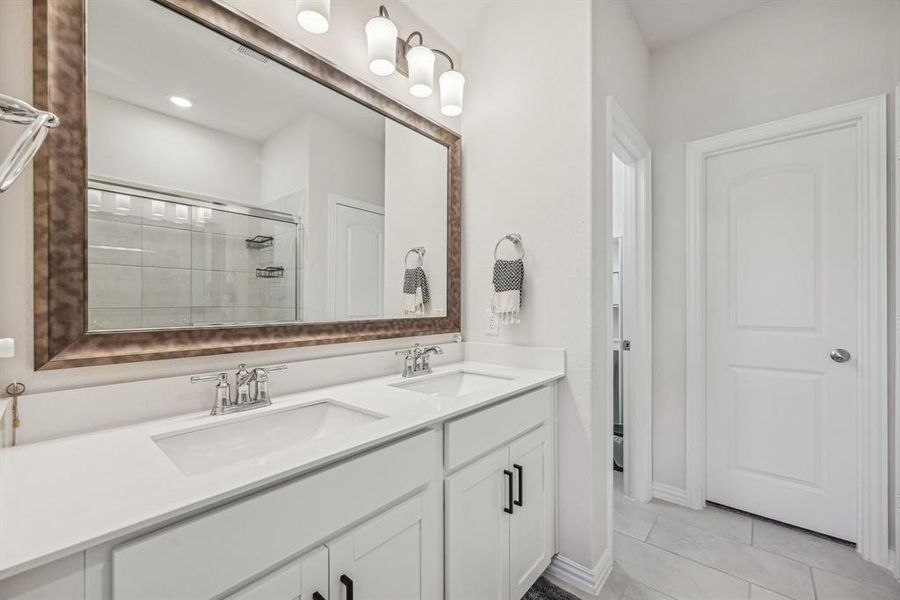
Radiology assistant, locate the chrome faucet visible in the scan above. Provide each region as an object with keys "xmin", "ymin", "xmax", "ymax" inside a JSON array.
[
  {"xmin": 396, "ymin": 344, "xmax": 443, "ymax": 378},
  {"xmin": 191, "ymin": 364, "xmax": 287, "ymax": 415}
]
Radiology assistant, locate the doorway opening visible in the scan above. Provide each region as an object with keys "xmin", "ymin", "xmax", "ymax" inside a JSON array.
[{"xmin": 606, "ymin": 97, "xmax": 652, "ymax": 505}]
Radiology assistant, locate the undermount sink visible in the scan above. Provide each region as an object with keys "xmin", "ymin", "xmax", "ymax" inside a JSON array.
[
  {"xmin": 153, "ymin": 401, "xmax": 383, "ymax": 476},
  {"xmin": 391, "ymin": 370, "xmax": 513, "ymax": 398}
]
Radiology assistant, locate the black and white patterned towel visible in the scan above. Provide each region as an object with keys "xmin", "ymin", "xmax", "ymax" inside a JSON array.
[
  {"xmin": 492, "ymin": 258, "xmax": 523, "ymax": 324},
  {"xmin": 403, "ymin": 267, "xmax": 430, "ymax": 315}
]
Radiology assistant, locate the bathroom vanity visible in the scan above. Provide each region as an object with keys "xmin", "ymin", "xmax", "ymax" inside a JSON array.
[
  {"xmin": 0, "ymin": 1, "xmax": 567, "ymax": 597},
  {"xmin": 0, "ymin": 354, "xmax": 563, "ymax": 599}
]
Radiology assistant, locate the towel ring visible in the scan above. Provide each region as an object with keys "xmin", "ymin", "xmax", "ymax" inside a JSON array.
[
  {"xmin": 405, "ymin": 246, "xmax": 425, "ymax": 268},
  {"xmin": 494, "ymin": 233, "xmax": 525, "ymax": 260}
]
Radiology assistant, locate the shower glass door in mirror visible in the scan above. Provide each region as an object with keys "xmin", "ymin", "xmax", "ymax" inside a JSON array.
[{"xmin": 84, "ymin": 0, "xmax": 449, "ymax": 331}]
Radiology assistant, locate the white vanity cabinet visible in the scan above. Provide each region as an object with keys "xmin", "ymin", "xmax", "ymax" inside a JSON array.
[
  {"xmin": 225, "ymin": 546, "xmax": 327, "ymax": 600},
  {"xmin": 106, "ymin": 430, "xmax": 441, "ymax": 600},
  {"xmin": 444, "ymin": 386, "xmax": 556, "ymax": 600},
  {"xmin": 327, "ymin": 494, "xmax": 433, "ymax": 600}
]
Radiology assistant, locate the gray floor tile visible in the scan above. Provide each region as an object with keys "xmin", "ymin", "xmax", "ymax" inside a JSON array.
[
  {"xmin": 812, "ymin": 568, "xmax": 899, "ymax": 600},
  {"xmin": 622, "ymin": 582, "xmax": 676, "ymax": 600},
  {"xmin": 614, "ymin": 532, "xmax": 749, "ymax": 600},
  {"xmin": 615, "ymin": 494, "xmax": 657, "ymax": 541},
  {"xmin": 647, "ymin": 517, "xmax": 813, "ymax": 600},
  {"xmin": 749, "ymin": 585, "xmax": 792, "ymax": 600},
  {"xmin": 648, "ymin": 500, "xmax": 753, "ymax": 545},
  {"xmin": 753, "ymin": 520, "xmax": 899, "ymax": 594}
]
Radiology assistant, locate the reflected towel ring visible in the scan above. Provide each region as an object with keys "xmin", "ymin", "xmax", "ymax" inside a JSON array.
[
  {"xmin": 405, "ymin": 246, "xmax": 425, "ymax": 268},
  {"xmin": 494, "ymin": 233, "xmax": 525, "ymax": 261}
]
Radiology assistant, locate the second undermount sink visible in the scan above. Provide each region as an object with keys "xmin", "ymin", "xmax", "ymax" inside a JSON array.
[
  {"xmin": 391, "ymin": 370, "xmax": 513, "ymax": 398},
  {"xmin": 153, "ymin": 400, "xmax": 383, "ymax": 476}
]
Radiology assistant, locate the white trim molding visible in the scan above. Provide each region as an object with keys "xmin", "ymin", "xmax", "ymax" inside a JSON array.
[
  {"xmin": 545, "ymin": 548, "xmax": 613, "ymax": 597},
  {"xmin": 685, "ymin": 95, "xmax": 889, "ymax": 566},
  {"xmin": 893, "ymin": 81, "xmax": 900, "ymax": 580},
  {"xmin": 606, "ymin": 96, "xmax": 654, "ymax": 505},
  {"xmin": 652, "ymin": 481, "xmax": 687, "ymax": 507}
]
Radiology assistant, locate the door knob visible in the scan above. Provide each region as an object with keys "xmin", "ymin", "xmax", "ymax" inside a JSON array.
[{"xmin": 830, "ymin": 348, "xmax": 851, "ymax": 363}]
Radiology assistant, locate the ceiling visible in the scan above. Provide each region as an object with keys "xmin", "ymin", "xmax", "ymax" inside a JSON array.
[
  {"xmin": 399, "ymin": 0, "xmax": 487, "ymax": 53},
  {"xmin": 87, "ymin": 0, "xmax": 384, "ymax": 143},
  {"xmin": 628, "ymin": 0, "xmax": 769, "ymax": 50}
]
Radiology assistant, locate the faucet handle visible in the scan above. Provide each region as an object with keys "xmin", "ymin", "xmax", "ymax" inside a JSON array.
[
  {"xmin": 191, "ymin": 372, "xmax": 228, "ymax": 384},
  {"xmin": 191, "ymin": 372, "xmax": 231, "ymax": 415}
]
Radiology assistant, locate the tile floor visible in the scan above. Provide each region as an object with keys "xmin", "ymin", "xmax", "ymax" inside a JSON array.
[{"xmin": 546, "ymin": 473, "xmax": 899, "ymax": 600}]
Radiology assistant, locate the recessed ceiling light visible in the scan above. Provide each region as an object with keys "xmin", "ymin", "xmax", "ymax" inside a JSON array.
[{"xmin": 169, "ymin": 96, "xmax": 192, "ymax": 108}]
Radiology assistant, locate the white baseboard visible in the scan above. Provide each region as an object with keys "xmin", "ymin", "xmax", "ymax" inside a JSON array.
[
  {"xmin": 544, "ymin": 548, "xmax": 613, "ymax": 596},
  {"xmin": 652, "ymin": 481, "xmax": 687, "ymax": 506}
]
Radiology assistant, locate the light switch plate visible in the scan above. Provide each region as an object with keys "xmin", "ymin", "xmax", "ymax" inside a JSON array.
[{"xmin": 485, "ymin": 311, "xmax": 500, "ymax": 336}]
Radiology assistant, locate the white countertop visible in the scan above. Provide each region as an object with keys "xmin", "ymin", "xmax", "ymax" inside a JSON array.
[{"xmin": 0, "ymin": 361, "xmax": 563, "ymax": 579}]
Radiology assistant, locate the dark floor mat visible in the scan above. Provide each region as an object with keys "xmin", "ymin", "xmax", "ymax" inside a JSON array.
[{"xmin": 523, "ymin": 577, "xmax": 581, "ymax": 600}]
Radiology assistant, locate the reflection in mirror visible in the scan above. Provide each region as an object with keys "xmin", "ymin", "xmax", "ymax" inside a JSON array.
[{"xmin": 85, "ymin": 0, "xmax": 448, "ymax": 331}]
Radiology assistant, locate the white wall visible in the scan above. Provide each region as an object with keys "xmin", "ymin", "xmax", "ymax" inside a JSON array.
[
  {"xmin": 260, "ymin": 114, "xmax": 309, "ymax": 207},
  {"xmin": 0, "ymin": 0, "xmax": 459, "ymax": 421},
  {"xmin": 462, "ymin": 0, "xmax": 648, "ymax": 577},
  {"xmin": 590, "ymin": 0, "xmax": 651, "ymax": 562},
  {"xmin": 650, "ymin": 0, "xmax": 900, "ymax": 496},
  {"xmin": 304, "ymin": 112, "xmax": 385, "ymax": 322},
  {"xmin": 88, "ymin": 92, "xmax": 262, "ymax": 203},
  {"xmin": 383, "ymin": 119, "xmax": 448, "ymax": 318}
]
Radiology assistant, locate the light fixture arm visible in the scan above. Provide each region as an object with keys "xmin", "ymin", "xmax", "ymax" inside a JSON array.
[
  {"xmin": 433, "ymin": 48, "xmax": 454, "ymax": 71},
  {"xmin": 405, "ymin": 30, "xmax": 424, "ymax": 48},
  {"xmin": 378, "ymin": 5, "xmax": 390, "ymax": 18}
]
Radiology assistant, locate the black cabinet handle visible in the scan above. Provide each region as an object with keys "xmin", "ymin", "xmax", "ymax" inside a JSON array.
[
  {"xmin": 340, "ymin": 574, "xmax": 354, "ymax": 600},
  {"xmin": 503, "ymin": 469, "xmax": 514, "ymax": 514},
  {"xmin": 514, "ymin": 464, "xmax": 524, "ymax": 507},
  {"xmin": 313, "ymin": 592, "xmax": 326, "ymax": 600}
]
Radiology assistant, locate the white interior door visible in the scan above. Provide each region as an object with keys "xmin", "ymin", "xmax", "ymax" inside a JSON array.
[
  {"xmin": 330, "ymin": 198, "xmax": 384, "ymax": 320},
  {"xmin": 705, "ymin": 122, "xmax": 859, "ymax": 540}
]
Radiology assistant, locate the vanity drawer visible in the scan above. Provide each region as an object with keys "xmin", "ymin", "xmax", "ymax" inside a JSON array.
[
  {"xmin": 111, "ymin": 430, "xmax": 437, "ymax": 600},
  {"xmin": 444, "ymin": 386, "xmax": 552, "ymax": 472}
]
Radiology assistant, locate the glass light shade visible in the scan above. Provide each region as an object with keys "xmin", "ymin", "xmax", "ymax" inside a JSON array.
[
  {"xmin": 296, "ymin": 0, "xmax": 330, "ymax": 34},
  {"xmin": 366, "ymin": 16, "xmax": 398, "ymax": 76},
  {"xmin": 439, "ymin": 70, "xmax": 465, "ymax": 116},
  {"xmin": 407, "ymin": 45, "xmax": 435, "ymax": 98}
]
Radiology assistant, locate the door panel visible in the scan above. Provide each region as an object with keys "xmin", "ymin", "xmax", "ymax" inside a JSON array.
[
  {"xmin": 226, "ymin": 546, "xmax": 327, "ymax": 600},
  {"xmin": 445, "ymin": 447, "xmax": 510, "ymax": 600},
  {"xmin": 328, "ymin": 495, "xmax": 425, "ymax": 600},
  {"xmin": 508, "ymin": 426, "xmax": 553, "ymax": 600},
  {"xmin": 332, "ymin": 201, "xmax": 384, "ymax": 320},
  {"xmin": 705, "ymin": 124, "xmax": 858, "ymax": 540}
]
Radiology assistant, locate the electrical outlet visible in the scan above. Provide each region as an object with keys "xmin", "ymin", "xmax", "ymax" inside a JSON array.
[{"xmin": 486, "ymin": 311, "xmax": 500, "ymax": 336}]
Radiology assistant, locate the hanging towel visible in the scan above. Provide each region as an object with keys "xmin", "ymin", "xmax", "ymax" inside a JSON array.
[
  {"xmin": 403, "ymin": 267, "xmax": 431, "ymax": 315},
  {"xmin": 492, "ymin": 258, "xmax": 524, "ymax": 324}
]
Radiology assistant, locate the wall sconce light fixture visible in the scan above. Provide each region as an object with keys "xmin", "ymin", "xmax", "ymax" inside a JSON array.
[
  {"xmin": 366, "ymin": 5, "xmax": 465, "ymax": 116},
  {"xmin": 296, "ymin": 0, "xmax": 331, "ymax": 34},
  {"xmin": 366, "ymin": 6, "xmax": 399, "ymax": 76}
]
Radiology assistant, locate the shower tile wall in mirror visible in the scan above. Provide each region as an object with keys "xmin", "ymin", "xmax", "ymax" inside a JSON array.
[{"xmin": 85, "ymin": 0, "xmax": 448, "ymax": 331}]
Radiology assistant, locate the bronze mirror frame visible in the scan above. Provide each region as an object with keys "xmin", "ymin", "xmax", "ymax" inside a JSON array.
[{"xmin": 32, "ymin": 0, "xmax": 461, "ymax": 370}]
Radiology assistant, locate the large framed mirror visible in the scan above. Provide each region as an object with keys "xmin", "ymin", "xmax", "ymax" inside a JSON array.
[{"xmin": 33, "ymin": 0, "xmax": 460, "ymax": 369}]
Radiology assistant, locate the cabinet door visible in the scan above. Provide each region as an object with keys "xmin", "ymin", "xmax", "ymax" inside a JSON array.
[
  {"xmin": 509, "ymin": 426, "xmax": 553, "ymax": 600},
  {"xmin": 445, "ymin": 446, "xmax": 511, "ymax": 600},
  {"xmin": 226, "ymin": 546, "xmax": 328, "ymax": 600},
  {"xmin": 328, "ymin": 494, "xmax": 428, "ymax": 600}
]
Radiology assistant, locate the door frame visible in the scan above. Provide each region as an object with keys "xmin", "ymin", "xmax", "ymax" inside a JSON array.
[
  {"xmin": 893, "ymin": 81, "xmax": 900, "ymax": 579},
  {"xmin": 606, "ymin": 96, "xmax": 653, "ymax": 503},
  {"xmin": 685, "ymin": 95, "xmax": 888, "ymax": 566},
  {"xmin": 325, "ymin": 194, "xmax": 386, "ymax": 320}
]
